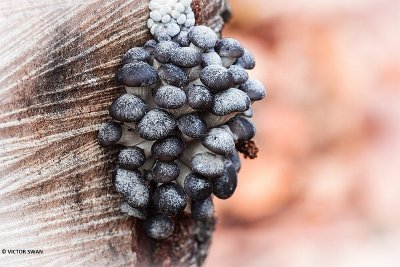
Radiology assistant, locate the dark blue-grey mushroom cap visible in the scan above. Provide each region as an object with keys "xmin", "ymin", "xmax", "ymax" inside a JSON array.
[
  {"xmin": 109, "ymin": 94, "xmax": 147, "ymax": 122},
  {"xmin": 122, "ymin": 47, "xmax": 151, "ymax": 65},
  {"xmin": 142, "ymin": 214, "xmax": 175, "ymax": 239},
  {"xmin": 136, "ymin": 109, "xmax": 177, "ymax": 140},
  {"xmin": 239, "ymin": 79, "xmax": 266, "ymax": 101},
  {"xmin": 227, "ymin": 116, "xmax": 256, "ymax": 141},
  {"xmin": 188, "ymin": 25, "xmax": 218, "ymax": 50},
  {"xmin": 158, "ymin": 64, "xmax": 189, "ymax": 87},
  {"xmin": 211, "ymin": 88, "xmax": 250, "ymax": 116},
  {"xmin": 154, "ymin": 85, "xmax": 186, "ymax": 109},
  {"xmin": 186, "ymin": 84, "xmax": 214, "ymax": 111},
  {"xmin": 178, "ymin": 113, "xmax": 208, "ymax": 139},
  {"xmin": 143, "ymin": 39, "xmax": 158, "ymax": 54},
  {"xmin": 191, "ymin": 197, "xmax": 214, "ymax": 222},
  {"xmin": 153, "ymin": 183, "xmax": 187, "ymax": 216},
  {"xmin": 153, "ymin": 41, "xmax": 180, "ymax": 63},
  {"xmin": 113, "ymin": 168, "xmax": 150, "ymax": 208},
  {"xmin": 184, "ymin": 173, "xmax": 212, "ymax": 201},
  {"xmin": 116, "ymin": 61, "xmax": 158, "ymax": 87},
  {"xmin": 201, "ymin": 127, "xmax": 236, "ymax": 155},
  {"xmin": 173, "ymin": 31, "xmax": 190, "ymax": 47},
  {"xmin": 151, "ymin": 160, "xmax": 180, "ymax": 183},
  {"xmin": 201, "ymin": 51, "xmax": 222, "ymax": 68},
  {"xmin": 117, "ymin": 146, "xmax": 146, "ymax": 170},
  {"xmin": 214, "ymin": 38, "xmax": 244, "ymax": 58},
  {"xmin": 151, "ymin": 136, "xmax": 185, "ymax": 162},
  {"xmin": 234, "ymin": 48, "xmax": 255, "ymax": 69},
  {"xmin": 171, "ymin": 46, "xmax": 202, "ymax": 68},
  {"xmin": 212, "ymin": 160, "xmax": 238, "ymax": 199},
  {"xmin": 191, "ymin": 152, "xmax": 224, "ymax": 178},
  {"xmin": 98, "ymin": 121, "xmax": 122, "ymax": 147},
  {"xmin": 229, "ymin": 65, "xmax": 249, "ymax": 85},
  {"xmin": 200, "ymin": 64, "xmax": 234, "ymax": 92}
]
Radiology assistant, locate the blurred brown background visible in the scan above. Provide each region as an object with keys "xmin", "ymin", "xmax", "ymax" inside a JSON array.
[{"xmin": 206, "ymin": 0, "xmax": 400, "ymax": 266}]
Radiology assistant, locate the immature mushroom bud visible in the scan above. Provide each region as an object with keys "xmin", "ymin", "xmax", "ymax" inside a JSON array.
[
  {"xmin": 201, "ymin": 127, "xmax": 236, "ymax": 156},
  {"xmin": 153, "ymin": 41, "xmax": 180, "ymax": 64},
  {"xmin": 122, "ymin": 47, "xmax": 151, "ymax": 64},
  {"xmin": 188, "ymin": 25, "xmax": 219, "ymax": 51},
  {"xmin": 158, "ymin": 63, "xmax": 190, "ymax": 87},
  {"xmin": 234, "ymin": 48, "xmax": 256, "ymax": 69},
  {"xmin": 212, "ymin": 160, "xmax": 238, "ymax": 199},
  {"xmin": 177, "ymin": 113, "xmax": 207, "ymax": 139},
  {"xmin": 186, "ymin": 84, "xmax": 214, "ymax": 111},
  {"xmin": 113, "ymin": 168, "xmax": 150, "ymax": 208},
  {"xmin": 136, "ymin": 109, "xmax": 177, "ymax": 140},
  {"xmin": 227, "ymin": 116, "xmax": 256, "ymax": 141},
  {"xmin": 229, "ymin": 65, "xmax": 249, "ymax": 85},
  {"xmin": 171, "ymin": 47, "xmax": 202, "ymax": 68},
  {"xmin": 214, "ymin": 38, "xmax": 244, "ymax": 67},
  {"xmin": 142, "ymin": 214, "xmax": 175, "ymax": 239},
  {"xmin": 239, "ymin": 79, "xmax": 266, "ymax": 101},
  {"xmin": 201, "ymin": 51, "xmax": 223, "ymax": 68},
  {"xmin": 191, "ymin": 197, "xmax": 215, "ymax": 222},
  {"xmin": 211, "ymin": 88, "xmax": 250, "ymax": 116},
  {"xmin": 151, "ymin": 136, "xmax": 185, "ymax": 162},
  {"xmin": 154, "ymin": 85, "xmax": 186, "ymax": 109},
  {"xmin": 200, "ymin": 64, "xmax": 234, "ymax": 92},
  {"xmin": 183, "ymin": 173, "xmax": 212, "ymax": 201},
  {"xmin": 153, "ymin": 183, "xmax": 187, "ymax": 216},
  {"xmin": 173, "ymin": 30, "xmax": 190, "ymax": 46},
  {"xmin": 190, "ymin": 152, "xmax": 225, "ymax": 178},
  {"xmin": 151, "ymin": 160, "xmax": 180, "ymax": 183},
  {"xmin": 109, "ymin": 94, "xmax": 147, "ymax": 122},
  {"xmin": 117, "ymin": 147, "xmax": 146, "ymax": 170}
]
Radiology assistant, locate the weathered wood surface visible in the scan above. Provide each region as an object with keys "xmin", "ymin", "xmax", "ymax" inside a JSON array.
[{"xmin": 0, "ymin": 0, "xmax": 226, "ymax": 266}]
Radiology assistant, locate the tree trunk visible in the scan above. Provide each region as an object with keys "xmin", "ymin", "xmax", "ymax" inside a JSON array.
[{"xmin": 0, "ymin": 0, "xmax": 227, "ymax": 265}]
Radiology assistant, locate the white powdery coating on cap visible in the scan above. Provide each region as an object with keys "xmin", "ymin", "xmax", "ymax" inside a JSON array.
[
  {"xmin": 188, "ymin": 25, "xmax": 218, "ymax": 49},
  {"xmin": 191, "ymin": 152, "xmax": 224, "ymax": 178},
  {"xmin": 154, "ymin": 183, "xmax": 187, "ymax": 215},
  {"xmin": 171, "ymin": 46, "xmax": 201, "ymax": 67},
  {"xmin": 211, "ymin": 88, "xmax": 250, "ymax": 116},
  {"xmin": 114, "ymin": 168, "xmax": 150, "ymax": 208},
  {"xmin": 143, "ymin": 214, "xmax": 174, "ymax": 239},
  {"xmin": 239, "ymin": 79, "xmax": 266, "ymax": 101},
  {"xmin": 148, "ymin": 0, "xmax": 195, "ymax": 37},
  {"xmin": 154, "ymin": 85, "xmax": 186, "ymax": 109},
  {"xmin": 202, "ymin": 51, "xmax": 222, "ymax": 67},
  {"xmin": 120, "ymin": 202, "xmax": 147, "ymax": 219},
  {"xmin": 199, "ymin": 64, "xmax": 233, "ymax": 91},
  {"xmin": 202, "ymin": 127, "xmax": 236, "ymax": 155},
  {"xmin": 229, "ymin": 65, "xmax": 249, "ymax": 85},
  {"xmin": 137, "ymin": 109, "xmax": 177, "ymax": 140}
]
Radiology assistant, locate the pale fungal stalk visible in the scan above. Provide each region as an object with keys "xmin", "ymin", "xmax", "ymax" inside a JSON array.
[{"xmin": 97, "ymin": 0, "xmax": 267, "ymax": 240}]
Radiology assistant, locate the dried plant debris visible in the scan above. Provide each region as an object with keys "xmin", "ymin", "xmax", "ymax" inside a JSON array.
[{"xmin": 97, "ymin": 0, "xmax": 266, "ymax": 240}]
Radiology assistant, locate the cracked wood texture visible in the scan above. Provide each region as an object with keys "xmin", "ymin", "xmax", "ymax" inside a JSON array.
[{"xmin": 0, "ymin": 0, "xmax": 226, "ymax": 266}]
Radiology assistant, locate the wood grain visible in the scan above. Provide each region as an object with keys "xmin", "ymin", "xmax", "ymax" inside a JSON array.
[{"xmin": 0, "ymin": 0, "xmax": 226, "ymax": 266}]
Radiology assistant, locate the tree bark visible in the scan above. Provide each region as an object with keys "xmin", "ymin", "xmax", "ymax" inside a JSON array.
[{"xmin": 0, "ymin": 0, "xmax": 226, "ymax": 265}]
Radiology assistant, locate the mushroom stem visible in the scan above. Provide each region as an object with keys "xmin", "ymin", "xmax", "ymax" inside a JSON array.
[
  {"xmin": 139, "ymin": 157, "xmax": 156, "ymax": 178},
  {"xmin": 118, "ymin": 126, "xmax": 147, "ymax": 146},
  {"xmin": 136, "ymin": 140, "xmax": 155, "ymax": 157},
  {"xmin": 180, "ymin": 141, "xmax": 213, "ymax": 164},
  {"xmin": 125, "ymin": 86, "xmax": 151, "ymax": 100},
  {"xmin": 200, "ymin": 112, "xmax": 237, "ymax": 128},
  {"xmin": 221, "ymin": 57, "xmax": 236, "ymax": 68},
  {"xmin": 188, "ymin": 65, "xmax": 202, "ymax": 80}
]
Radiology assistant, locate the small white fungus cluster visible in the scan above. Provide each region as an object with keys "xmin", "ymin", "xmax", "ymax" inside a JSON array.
[{"xmin": 147, "ymin": 0, "xmax": 195, "ymax": 36}]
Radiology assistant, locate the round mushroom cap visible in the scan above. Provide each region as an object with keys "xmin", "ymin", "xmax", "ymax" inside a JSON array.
[
  {"xmin": 184, "ymin": 173, "xmax": 212, "ymax": 201},
  {"xmin": 116, "ymin": 61, "xmax": 158, "ymax": 87},
  {"xmin": 136, "ymin": 109, "xmax": 177, "ymax": 140},
  {"xmin": 113, "ymin": 168, "xmax": 150, "ymax": 208},
  {"xmin": 227, "ymin": 116, "xmax": 256, "ymax": 141},
  {"xmin": 153, "ymin": 183, "xmax": 187, "ymax": 216},
  {"xmin": 151, "ymin": 136, "xmax": 185, "ymax": 162},
  {"xmin": 191, "ymin": 152, "xmax": 224, "ymax": 178},
  {"xmin": 186, "ymin": 84, "xmax": 213, "ymax": 111},
  {"xmin": 214, "ymin": 38, "xmax": 244, "ymax": 58},
  {"xmin": 153, "ymin": 41, "xmax": 180, "ymax": 63},
  {"xmin": 109, "ymin": 94, "xmax": 147, "ymax": 122},
  {"xmin": 173, "ymin": 30, "xmax": 190, "ymax": 46},
  {"xmin": 98, "ymin": 121, "xmax": 122, "ymax": 147},
  {"xmin": 117, "ymin": 146, "xmax": 146, "ymax": 170},
  {"xmin": 143, "ymin": 39, "xmax": 158, "ymax": 54},
  {"xmin": 151, "ymin": 161, "xmax": 180, "ymax": 183},
  {"xmin": 171, "ymin": 47, "xmax": 202, "ymax": 68},
  {"xmin": 199, "ymin": 64, "xmax": 234, "ymax": 92},
  {"xmin": 234, "ymin": 48, "xmax": 255, "ymax": 69},
  {"xmin": 211, "ymin": 88, "xmax": 250, "ymax": 116},
  {"xmin": 154, "ymin": 31, "xmax": 172, "ymax": 42},
  {"xmin": 188, "ymin": 25, "xmax": 218, "ymax": 50},
  {"xmin": 212, "ymin": 160, "xmax": 238, "ymax": 199},
  {"xmin": 229, "ymin": 65, "xmax": 249, "ymax": 85},
  {"xmin": 158, "ymin": 63, "xmax": 189, "ymax": 87},
  {"xmin": 228, "ymin": 150, "xmax": 241, "ymax": 173},
  {"xmin": 191, "ymin": 197, "xmax": 215, "ymax": 222},
  {"xmin": 154, "ymin": 85, "xmax": 186, "ymax": 109},
  {"xmin": 201, "ymin": 127, "xmax": 236, "ymax": 155},
  {"xmin": 122, "ymin": 47, "xmax": 151, "ymax": 65},
  {"xmin": 177, "ymin": 113, "xmax": 207, "ymax": 139},
  {"xmin": 142, "ymin": 214, "xmax": 175, "ymax": 239},
  {"xmin": 239, "ymin": 79, "xmax": 266, "ymax": 101},
  {"xmin": 201, "ymin": 51, "xmax": 222, "ymax": 68}
]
